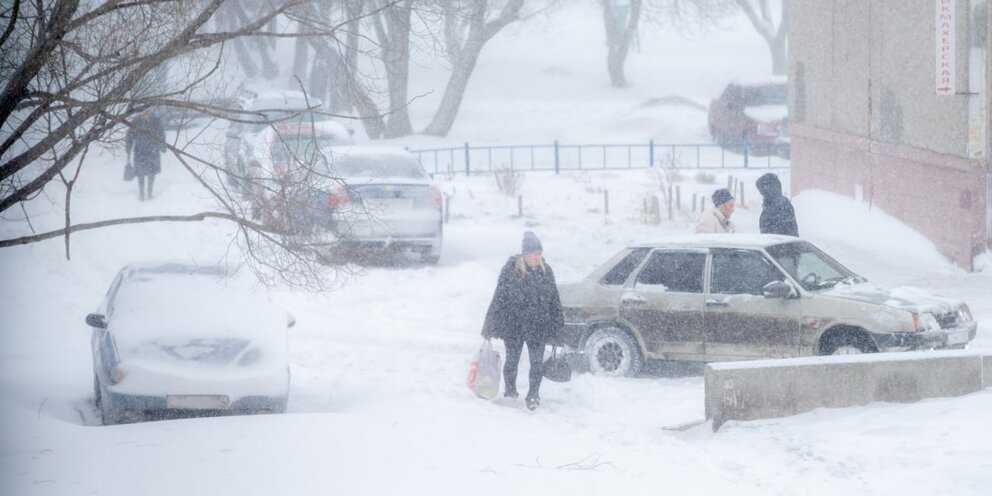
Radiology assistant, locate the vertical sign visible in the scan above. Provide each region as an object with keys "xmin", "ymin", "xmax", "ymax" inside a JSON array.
[{"xmin": 935, "ymin": 0, "xmax": 956, "ymax": 95}]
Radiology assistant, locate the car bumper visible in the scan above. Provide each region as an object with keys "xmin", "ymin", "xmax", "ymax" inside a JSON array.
[
  {"xmin": 104, "ymin": 390, "xmax": 287, "ymax": 421},
  {"xmin": 874, "ymin": 322, "xmax": 977, "ymax": 351}
]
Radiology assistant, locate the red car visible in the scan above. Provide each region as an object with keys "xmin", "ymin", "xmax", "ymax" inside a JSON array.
[{"xmin": 708, "ymin": 80, "xmax": 789, "ymax": 158}]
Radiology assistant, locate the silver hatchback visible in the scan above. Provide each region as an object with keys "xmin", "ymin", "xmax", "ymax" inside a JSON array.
[{"xmin": 559, "ymin": 234, "xmax": 977, "ymax": 376}]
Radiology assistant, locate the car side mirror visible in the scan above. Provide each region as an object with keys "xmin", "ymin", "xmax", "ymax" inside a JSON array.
[
  {"xmin": 287, "ymin": 312, "xmax": 296, "ymax": 328},
  {"xmin": 86, "ymin": 313, "xmax": 108, "ymax": 329},
  {"xmin": 762, "ymin": 281, "xmax": 795, "ymax": 299}
]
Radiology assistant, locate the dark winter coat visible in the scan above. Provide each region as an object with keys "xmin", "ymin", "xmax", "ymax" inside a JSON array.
[
  {"xmin": 756, "ymin": 173, "xmax": 799, "ymax": 237},
  {"xmin": 126, "ymin": 114, "xmax": 165, "ymax": 177},
  {"xmin": 482, "ymin": 256, "xmax": 565, "ymax": 343}
]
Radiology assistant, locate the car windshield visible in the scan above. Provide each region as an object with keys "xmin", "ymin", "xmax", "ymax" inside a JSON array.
[
  {"xmin": 271, "ymin": 136, "xmax": 345, "ymax": 164},
  {"xmin": 743, "ymin": 85, "xmax": 787, "ymax": 106},
  {"xmin": 332, "ymin": 154, "xmax": 427, "ymax": 179},
  {"xmin": 246, "ymin": 111, "xmax": 334, "ymax": 133},
  {"xmin": 765, "ymin": 241, "xmax": 866, "ymax": 291}
]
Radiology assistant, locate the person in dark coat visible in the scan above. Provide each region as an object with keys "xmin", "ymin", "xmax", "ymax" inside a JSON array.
[
  {"xmin": 481, "ymin": 231, "xmax": 564, "ymax": 410},
  {"xmin": 125, "ymin": 110, "xmax": 166, "ymax": 201},
  {"xmin": 756, "ymin": 172, "xmax": 799, "ymax": 236}
]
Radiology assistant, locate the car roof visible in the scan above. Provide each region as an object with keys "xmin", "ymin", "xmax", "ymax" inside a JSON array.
[
  {"xmin": 325, "ymin": 145, "xmax": 416, "ymax": 159},
  {"xmin": 247, "ymin": 90, "xmax": 323, "ymax": 111},
  {"xmin": 627, "ymin": 233, "xmax": 801, "ymax": 250}
]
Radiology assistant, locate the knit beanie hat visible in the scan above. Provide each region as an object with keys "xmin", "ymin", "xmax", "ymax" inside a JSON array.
[
  {"xmin": 521, "ymin": 231, "xmax": 543, "ymax": 254},
  {"xmin": 712, "ymin": 188, "xmax": 734, "ymax": 207}
]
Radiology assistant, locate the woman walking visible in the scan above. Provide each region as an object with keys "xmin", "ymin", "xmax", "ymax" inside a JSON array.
[
  {"xmin": 125, "ymin": 110, "xmax": 166, "ymax": 201},
  {"xmin": 482, "ymin": 232, "xmax": 564, "ymax": 410}
]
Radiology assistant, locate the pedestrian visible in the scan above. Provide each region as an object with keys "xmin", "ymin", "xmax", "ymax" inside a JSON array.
[
  {"xmin": 125, "ymin": 110, "xmax": 166, "ymax": 201},
  {"xmin": 481, "ymin": 231, "xmax": 564, "ymax": 411},
  {"xmin": 695, "ymin": 188, "xmax": 736, "ymax": 233},
  {"xmin": 756, "ymin": 172, "xmax": 799, "ymax": 236}
]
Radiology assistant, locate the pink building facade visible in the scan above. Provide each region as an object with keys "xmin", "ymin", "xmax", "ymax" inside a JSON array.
[{"xmin": 789, "ymin": 0, "xmax": 990, "ymax": 270}]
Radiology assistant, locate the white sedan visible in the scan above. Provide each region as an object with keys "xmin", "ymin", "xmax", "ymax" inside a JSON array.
[{"xmin": 86, "ymin": 262, "xmax": 293, "ymax": 424}]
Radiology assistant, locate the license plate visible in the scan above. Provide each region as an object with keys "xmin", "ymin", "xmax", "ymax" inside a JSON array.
[
  {"xmin": 946, "ymin": 329, "xmax": 970, "ymax": 345},
  {"xmin": 166, "ymin": 395, "xmax": 230, "ymax": 410}
]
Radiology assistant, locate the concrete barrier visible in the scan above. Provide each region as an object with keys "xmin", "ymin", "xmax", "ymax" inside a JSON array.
[{"xmin": 704, "ymin": 351, "xmax": 990, "ymax": 431}]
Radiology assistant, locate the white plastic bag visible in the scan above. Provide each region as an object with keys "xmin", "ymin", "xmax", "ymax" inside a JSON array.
[{"xmin": 467, "ymin": 340, "xmax": 502, "ymax": 400}]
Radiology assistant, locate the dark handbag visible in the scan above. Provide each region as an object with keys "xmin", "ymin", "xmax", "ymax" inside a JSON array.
[
  {"xmin": 542, "ymin": 345, "xmax": 572, "ymax": 383},
  {"xmin": 123, "ymin": 162, "xmax": 135, "ymax": 181}
]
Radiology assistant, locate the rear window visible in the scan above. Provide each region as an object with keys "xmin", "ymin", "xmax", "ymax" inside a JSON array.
[
  {"xmin": 333, "ymin": 154, "xmax": 427, "ymax": 179},
  {"xmin": 743, "ymin": 85, "xmax": 786, "ymax": 106},
  {"xmin": 600, "ymin": 248, "xmax": 649, "ymax": 286}
]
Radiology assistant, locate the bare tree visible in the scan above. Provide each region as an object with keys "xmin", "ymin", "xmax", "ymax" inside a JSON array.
[
  {"xmin": 0, "ymin": 0, "xmax": 384, "ymax": 289},
  {"xmin": 600, "ymin": 0, "xmax": 643, "ymax": 88},
  {"xmin": 422, "ymin": 0, "xmax": 525, "ymax": 137},
  {"xmin": 733, "ymin": 0, "xmax": 786, "ymax": 75}
]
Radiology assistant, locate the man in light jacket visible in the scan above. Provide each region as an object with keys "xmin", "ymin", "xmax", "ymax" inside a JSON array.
[{"xmin": 695, "ymin": 188, "xmax": 736, "ymax": 233}]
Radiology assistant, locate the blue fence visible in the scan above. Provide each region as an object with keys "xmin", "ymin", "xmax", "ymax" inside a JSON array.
[{"xmin": 411, "ymin": 141, "xmax": 790, "ymax": 176}]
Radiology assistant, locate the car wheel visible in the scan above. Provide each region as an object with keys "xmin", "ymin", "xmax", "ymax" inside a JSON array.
[
  {"xmin": 821, "ymin": 332, "xmax": 876, "ymax": 355},
  {"xmin": 584, "ymin": 326, "xmax": 643, "ymax": 377}
]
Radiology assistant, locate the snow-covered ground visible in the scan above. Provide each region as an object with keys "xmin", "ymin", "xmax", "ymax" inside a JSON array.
[{"xmin": 2, "ymin": 3, "xmax": 991, "ymax": 495}]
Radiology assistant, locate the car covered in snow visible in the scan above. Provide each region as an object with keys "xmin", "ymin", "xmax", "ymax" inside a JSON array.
[
  {"xmin": 223, "ymin": 90, "xmax": 353, "ymax": 196},
  {"xmin": 558, "ymin": 235, "xmax": 977, "ymax": 376},
  {"xmin": 708, "ymin": 79, "xmax": 789, "ymax": 157},
  {"xmin": 85, "ymin": 262, "xmax": 294, "ymax": 424},
  {"xmin": 293, "ymin": 145, "xmax": 444, "ymax": 264}
]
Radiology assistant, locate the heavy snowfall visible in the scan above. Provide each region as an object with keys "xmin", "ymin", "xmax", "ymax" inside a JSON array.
[{"xmin": 1, "ymin": 2, "xmax": 990, "ymax": 495}]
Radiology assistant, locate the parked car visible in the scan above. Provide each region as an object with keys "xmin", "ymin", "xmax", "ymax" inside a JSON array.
[
  {"xmin": 708, "ymin": 79, "xmax": 789, "ymax": 158},
  {"xmin": 304, "ymin": 145, "xmax": 444, "ymax": 264},
  {"xmin": 224, "ymin": 90, "xmax": 353, "ymax": 195},
  {"xmin": 85, "ymin": 262, "xmax": 294, "ymax": 424},
  {"xmin": 558, "ymin": 234, "xmax": 977, "ymax": 376}
]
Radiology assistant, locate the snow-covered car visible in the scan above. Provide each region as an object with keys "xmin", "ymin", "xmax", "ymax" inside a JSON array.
[
  {"xmin": 708, "ymin": 80, "xmax": 789, "ymax": 157},
  {"xmin": 301, "ymin": 145, "xmax": 444, "ymax": 263},
  {"xmin": 85, "ymin": 262, "xmax": 293, "ymax": 424},
  {"xmin": 559, "ymin": 234, "xmax": 977, "ymax": 376},
  {"xmin": 223, "ymin": 90, "xmax": 353, "ymax": 195}
]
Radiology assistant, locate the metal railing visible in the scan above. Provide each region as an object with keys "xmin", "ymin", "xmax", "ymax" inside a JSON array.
[{"xmin": 411, "ymin": 140, "xmax": 790, "ymax": 176}]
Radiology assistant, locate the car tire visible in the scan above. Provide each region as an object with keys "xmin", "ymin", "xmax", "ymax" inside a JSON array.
[
  {"xmin": 821, "ymin": 332, "xmax": 876, "ymax": 355},
  {"xmin": 584, "ymin": 326, "xmax": 644, "ymax": 377}
]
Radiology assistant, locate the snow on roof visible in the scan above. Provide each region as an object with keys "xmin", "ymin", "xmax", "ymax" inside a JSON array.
[
  {"xmin": 628, "ymin": 233, "xmax": 800, "ymax": 249},
  {"xmin": 248, "ymin": 90, "xmax": 322, "ymax": 111},
  {"xmin": 110, "ymin": 264, "xmax": 286, "ymax": 346}
]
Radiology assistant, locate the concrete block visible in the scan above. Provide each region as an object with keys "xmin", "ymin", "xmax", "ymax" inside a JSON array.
[{"xmin": 705, "ymin": 352, "xmax": 986, "ymax": 431}]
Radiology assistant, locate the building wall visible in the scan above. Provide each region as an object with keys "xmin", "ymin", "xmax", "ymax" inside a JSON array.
[{"xmin": 790, "ymin": 0, "xmax": 990, "ymax": 270}]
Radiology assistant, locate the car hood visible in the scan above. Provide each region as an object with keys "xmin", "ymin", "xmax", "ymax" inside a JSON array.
[{"xmin": 818, "ymin": 282, "xmax": 965, "ymax": 314}]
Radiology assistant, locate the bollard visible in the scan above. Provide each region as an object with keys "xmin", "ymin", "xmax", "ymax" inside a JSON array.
[
  {"xmin": 444, "ymin": 196, "xmax": 451, "ymax": 224},
  {"xmin": 650, "ymin": 195, "xmax": 660, "ymax": 224},
  {"xmin": 668, "ymin": 186, "xmax": 674, "ymax": 220},
  {"xmin": 675, "ymin": 185, "xmax": 680, "ymax": 212},
  {"xmin": 604, "ymin": 190, "xmax": 609, "ymax": 215},
  {"xmin": 692, "ymin": 193, "xmax": 698, "ymax": 213},
  {"xmin": 517, "ymin": 195, "xmax": 523, "ymax": 217}
]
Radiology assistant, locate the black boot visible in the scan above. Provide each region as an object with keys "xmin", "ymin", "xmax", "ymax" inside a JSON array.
[{"xmin": 525, "ymin": 395, "xmax": 540, "ymax": 411}]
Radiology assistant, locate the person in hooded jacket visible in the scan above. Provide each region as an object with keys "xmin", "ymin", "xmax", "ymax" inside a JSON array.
[
  {"xmin": 482, "ymin": 231, "xmax": 564, "ymax": 410},
  {"xmin": 125, "ymin": 110, "xmax": 166, "ymax": 201},
  {"xmin": 756, "ymin": 172, "xmax": 799, "ymax": 237}
]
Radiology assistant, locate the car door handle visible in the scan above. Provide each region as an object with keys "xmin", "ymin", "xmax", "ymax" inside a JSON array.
[
  {"xmin": 621, "ymin": 295, "xmax": 647, "ymax": 305},
  {"xmin": 706, "ymin": 299, "xmax": 730, "ymax": 307}
]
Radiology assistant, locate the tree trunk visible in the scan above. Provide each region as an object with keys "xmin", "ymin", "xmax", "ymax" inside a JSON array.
[
  {"xmin": 379, "ymin": 3, "xmax": 414, "ymax": 138},
  {"xmin": 423, "ymin": 0, "xmax": 525, "ymax": 137},
  {"xmin": 600, "ymin": 0, "xmax": 642, "ymax": 88},
  {"xmin": 735, "ymin": 0, "xmax": 788, "ymax": 76}
]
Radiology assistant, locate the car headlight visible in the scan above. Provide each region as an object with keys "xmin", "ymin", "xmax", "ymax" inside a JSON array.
[{"xmin": 959, "ymin": 304, "xmax": 973, "ymax": 322}]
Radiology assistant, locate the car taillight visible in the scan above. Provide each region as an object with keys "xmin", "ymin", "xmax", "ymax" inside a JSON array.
[
  {"xmin": 326, "ymin": 185, "xmax": 350, "ymax": 208},
  {"xmin": 429, "ymin": 184, "xmax": 443, "ymax": 209}
]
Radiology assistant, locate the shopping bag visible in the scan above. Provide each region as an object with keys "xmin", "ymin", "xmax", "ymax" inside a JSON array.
[
  {"xmin": 123, "ymin": 162, "xmax": 135, "ymax": 181},
  {"xmin": 542, "ymin": 345, "xmax": 572, "ymax": 383},
  {"xmin": 467, "ymin": 340, "xmax": 501, "ymax": 400}
]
